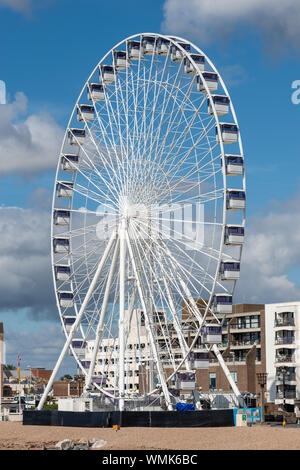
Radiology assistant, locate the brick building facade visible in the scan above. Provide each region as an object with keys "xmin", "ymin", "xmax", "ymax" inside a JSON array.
[
  {"xmin": 53, "ymin": 375, "xmax": 85, "ymax": 398},
  {"xmin": 139, "ymin": 304, "xmax": 266, "ymax": 396}
]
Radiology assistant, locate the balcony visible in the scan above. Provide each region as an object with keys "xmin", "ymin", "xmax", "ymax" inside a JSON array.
[
  {"xmin": 275, "ymin": 356, "xmax": 295, "ymax": 364},
  {"xmin": 230, "ymin": 322, "xmax": 260, "ymax": 331},
  {"xmin": 218, "ymin": 342, "xmax": 229, "ymax": 348},
  {"xmin": 275, "ymin": 337, "xmax": 295, "ymax": 346},
  {"xmin": 275, "ymin": 373, "xmax": 296, "ymax": 382},
  {"xmin": 274, "ymin": 319, "xmax": 295, "ymax": 327},
  {"xmin": 231, "ymin": 340, "xmax": 260, "ymax": 347},
  {"xmin": 210, "ymin": 356, "xmax": 246, "ymax": 364},
  {"xmin": 276, "ymin": 391, "xmax": 297, "ymax": 399}
]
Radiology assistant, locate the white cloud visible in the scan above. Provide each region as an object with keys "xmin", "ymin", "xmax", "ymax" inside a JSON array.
[
  {"xmin": 219, "ymin": 65, "xmax": 248, "ymax": 88},
  {"xmin": 162, "ymin": 0, "xmax": 300, "ymax": 54},
  {"xmin": 0, "ymin": 80, "xmax": 6, "ymax": 104},
  {"xmin": 0, "ymin": 92, "xmax": 63, "ymax": 175},
  {"xmin": 0, "ymin": 206, "xmax": 55, "ymax": 318},
  {"xmin": 3, "ymin": 324, "xmax": 76, "ymax": 374},
  {"xmin": 0, "ymin": 0, "xmax": 32, "ymax": 13},
  {"xmin": 236, "ymin": 194, "xmax": 300, "ymax": 304}
]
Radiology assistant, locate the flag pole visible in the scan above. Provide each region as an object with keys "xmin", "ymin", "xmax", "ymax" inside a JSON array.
[{"xmin": 17, "ymin": 353, "xmax": 21, "ymax": 415}]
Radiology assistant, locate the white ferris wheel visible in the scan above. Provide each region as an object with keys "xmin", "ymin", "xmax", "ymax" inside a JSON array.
[{"xmin": 38, "ymin": 33, "xmax": 246, "ymax": 411}]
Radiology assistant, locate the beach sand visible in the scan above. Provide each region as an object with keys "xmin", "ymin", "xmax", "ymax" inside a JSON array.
[{"xmin": 0, "ymin": 422, "xmax": 300, "ymax": 450}]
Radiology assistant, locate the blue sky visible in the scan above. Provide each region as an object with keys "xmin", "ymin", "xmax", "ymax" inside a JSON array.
[{"xmin": 1, "ymin": 0, "xmax": 300, "ymax": 374}]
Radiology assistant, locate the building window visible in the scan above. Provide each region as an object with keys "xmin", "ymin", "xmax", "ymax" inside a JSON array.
[
  {"xmin": 230, "ymin": 371, "xmax": 237, "ymax": 383},
  {"xmin": 209, "ymin": 372, "xmax": 216, "ymax": 390}
]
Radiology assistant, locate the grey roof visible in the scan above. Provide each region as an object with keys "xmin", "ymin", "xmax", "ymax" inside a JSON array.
[{"xmin": 4, "ymin": 369, "xmax": 30, "ymax": 379}]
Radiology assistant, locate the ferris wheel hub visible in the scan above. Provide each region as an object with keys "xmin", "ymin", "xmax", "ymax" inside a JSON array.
[{"xmin": 118, "ymin": 195, "xmax": 149, "ymax": 220}]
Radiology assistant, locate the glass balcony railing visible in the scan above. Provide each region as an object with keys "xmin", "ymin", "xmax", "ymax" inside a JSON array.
[
  {"xmin": 276, "ymin": 373, "xmax": 296, "ymax": 382},
  {"xmin": 210, "ymin": 356, "xmax": 247, "ymax": 363},
  {"xmin": 275, "ymin": 356, "xmax": 295, "ymax": 363},
  {"xmin": 274, "ymin": 319, "xmax": 295, "ymax": 327},
  {"xmin": 276, "ymin": 391, "xmax": 296, "ymax": 399},
  {"xmin": 230, "ymin": 322, "xmax": 260, "ymax": 330},
  {"xmin": 231, "ymin": 340, "xmax": 260, "ymax": 347},
  {"xmin": 275, "ymin": 337, "xmax": 295, "ymax": 345}
]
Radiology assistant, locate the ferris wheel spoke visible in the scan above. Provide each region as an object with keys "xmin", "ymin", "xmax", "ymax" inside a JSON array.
[
  {"xmin": 111, "ymin": 78, "xmax": 131, "ymax": 195},
  {"xmin": 171, "ymin": 149, "xmax": 222, "ymax": 185},
  {"xmin": 139, "ymin": 60, "xmax": 165, "ymax": 163},
  {"xmin": 152, "ymin": 74, "xmax": 199, "ymax": 163},
  {"xmin": 129, "ymin": 221, "xmax": 191, "ymax": 365},
  {"xmin": 135, "ymin": 48, "xmax": 157, "ymax": 162},
  {"xmin": 80, "ymin": 120, "xmax": 124, "ymax": 198},
  {"xmin": 89, "ymin": 98, "xmax": 125, "ymax": 196},
  {"xmin": 125, "ymin": 227, "xmax": 173, "ymax": 408},
  {"xmin": 73, "ymin": 182, "xmax": 119, "ymax": 211},
  {"xmin": 128, "ymin": 58, "xmax": 143, "ymax": 180},
  {"xmin": 159, "ymin": 166, "xmax": 223, "ymax": 206},
  {"xmin": 155, "ymin": 116, "xmax": 216, "ymax": 192},
  {"xmin": 53, "ymin": 233, "xmax": 104, "ymax": 267},
  {"xmin": 134, "ymin": 211, "xmax": 222, "ymax": 268},
  {"xmin": 84, "ymin": 235, "xmax": 120, "ymax": 390},
  {"xmin": 131, "ymin": 217, "xmax": 218, "ymax": 299},
  {"xmin": 150, "ymin": 61, "xmax": 186, "ymax": 163},
  {"xmin": 67, "ymin": 130, "xmax": 122, "ymax": 203},
  {"xmin": 75, "ymin": 100, "xmax": 124, "ymax": 192},
  {"xmin": 64, "ymin": 230, "xmax": 117, "ymax": 275},
  {"xmin": 128, "ymin": 225, "xmax": 201, "ymax": 331},
  {"xmin": 153, "ymin": 79, "xmax": 200, "ymax": 172},
  {"xmin": 127, "ymin": 58, "xmax": 156, "ymax": 189},
  {"xmin": 142, "ymin": 53, "xmax": 172, "ymax": 166},
  {"xmin": 161, "ymin": 237, "xmax": 227, "ymax": 302},
  {"xmin": 99, "ymin": 91, "xmax": 127, "ymax": 196},
  {"xmin": 71, "ymin": 155, "xmax": 120, "ymax": 204},
  {"xmin": 128, "ymin": 224, "xmax": 181, "ymax": 369}
]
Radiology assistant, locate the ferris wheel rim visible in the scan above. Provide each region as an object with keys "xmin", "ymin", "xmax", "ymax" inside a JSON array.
[{"xmin": 50, "ymin": 32, "xmax": 246, "ymax": 401}]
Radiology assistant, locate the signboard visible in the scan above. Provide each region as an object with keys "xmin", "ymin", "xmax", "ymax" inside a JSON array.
[{"xmin": 233, "ymin": 408, "xmax": 262, "ymax": 426}]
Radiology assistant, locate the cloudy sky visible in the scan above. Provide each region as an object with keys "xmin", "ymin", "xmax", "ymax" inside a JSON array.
[{"xmin": 1, "ymin": 0, "xmax": 300, "ymax": 374}]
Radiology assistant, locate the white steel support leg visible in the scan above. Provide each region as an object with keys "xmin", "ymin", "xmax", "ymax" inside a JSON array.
[
  {"xmin": 212, "ymin": 345, "xmax": 246, "ymax": 408},
  {"xmin": 37, "ymin": 231, "xmax": 117, "ymax": 411},
  {"xmin": 163, "ymin": 276, "xmax": 191, "ymax": 370},
  {"xmin": 125, "ymin": 230, "xmax": 173, "ymax": 410},
  {"xmin": 84, "ymin": 236, "xmax": 120, "ymax": 394},
  {"xmin": 119, "ymin": 218, "xmax": 127, "ymax": 411},
  {"xmin": 124, "ymin": 285, "xmax": 137, "ymax": 344}
]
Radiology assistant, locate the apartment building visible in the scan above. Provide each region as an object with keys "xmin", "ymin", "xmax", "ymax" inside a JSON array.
[
  {"xmin": 84, "ymin": 308, "xmax": 156, "ymax": 392},
  {"xmin": 265, "ymin": 301, "xmax": 300, "ymax": 410},
  {"xmin": 82, "ymin": 303, "xmax": 267, "ymax": 398},
  {"xmin": 195, "ymin": 303, "xmax": 266, "ymax": 395}
]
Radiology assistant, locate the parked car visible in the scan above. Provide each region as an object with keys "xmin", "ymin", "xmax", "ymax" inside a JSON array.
[{"xmin": 13, "ymin": 396, "xmax": 26, "ymax": 404}]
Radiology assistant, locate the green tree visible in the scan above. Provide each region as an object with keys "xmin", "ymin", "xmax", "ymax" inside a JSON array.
[{"xmin": 60, "ymin": 374, "xmax": 73, "ymax": 381}]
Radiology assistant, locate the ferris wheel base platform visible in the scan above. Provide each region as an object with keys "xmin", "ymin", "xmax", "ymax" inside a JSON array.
[{"xmin": 23, "ymin": 409, "xmax": 234, "ymax": 428}]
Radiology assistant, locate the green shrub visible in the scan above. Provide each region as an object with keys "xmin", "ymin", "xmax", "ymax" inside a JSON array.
[{"xmin": 42, "ymin": 403, "xmax": 58, "ymax": 410}]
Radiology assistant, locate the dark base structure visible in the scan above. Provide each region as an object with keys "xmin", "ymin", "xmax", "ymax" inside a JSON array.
[{"xmin": 23, "ymin": 409, "xmax": 234, "ymax": 428}]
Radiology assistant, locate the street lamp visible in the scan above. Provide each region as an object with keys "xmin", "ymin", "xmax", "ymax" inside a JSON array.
[
  {"xmin": 278, "ymin": 367, "xmax": 289, "ymax": 410},
  {"xmin": 27, "ymin": 366, "xmax": 32, "ymax": 395},
  {"xmin": 257, "ymin": 372, "xmax": 268, "ymax": 423}
]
